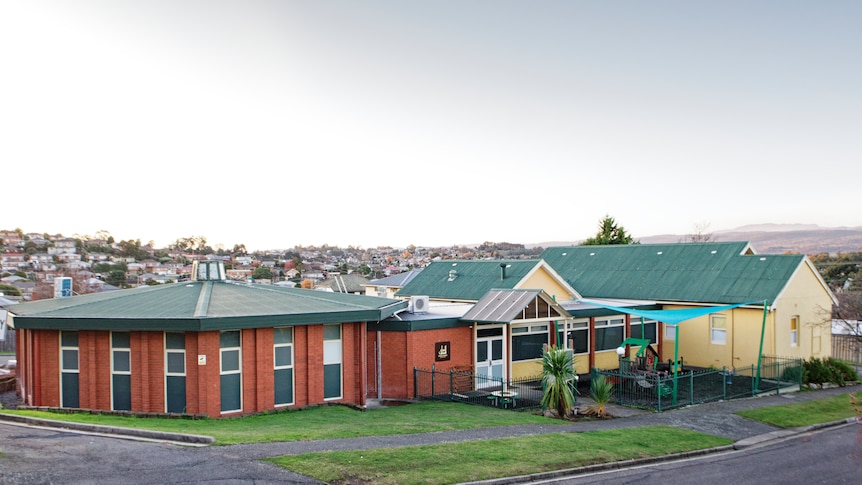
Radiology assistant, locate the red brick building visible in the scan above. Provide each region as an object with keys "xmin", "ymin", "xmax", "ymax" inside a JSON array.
[{"xmin": 8, "ymin": 262, "xmax": 405, "ymax": 417}]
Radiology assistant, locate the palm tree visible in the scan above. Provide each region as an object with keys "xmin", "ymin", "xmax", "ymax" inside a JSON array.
[{"xmin": 541, "ymin": 346, "xmax": 577, "ymax": 419}]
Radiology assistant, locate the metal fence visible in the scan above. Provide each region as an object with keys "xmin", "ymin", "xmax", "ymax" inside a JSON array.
[
  {"xmin": 0, "ymin": 329, "xmax": 14, "ymax": 354},
  {"xmin": 414, "ymin": 366, "xmax": 546, "ymax": 411},
  {"xmin": 592, "ymin": 355, "xmax": 803, "ymax": 412},
  {"xmin": 833, "ymin": 334, "xmax": 862, "ymax": 369}
]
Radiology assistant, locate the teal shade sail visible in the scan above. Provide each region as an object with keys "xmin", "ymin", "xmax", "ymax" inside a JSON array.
[{"xmin": 576, "ymin": 300, "xmax": 762, "ymax": 325}]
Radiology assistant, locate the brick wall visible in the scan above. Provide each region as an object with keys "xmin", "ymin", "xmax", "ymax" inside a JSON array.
[
  {"xmin": 24, "ymin": 324, "xmax": 370, "ymax": 417},
  {"xmin": 374, "ymin": 327, "xmax": 473, "ymax": 399}
]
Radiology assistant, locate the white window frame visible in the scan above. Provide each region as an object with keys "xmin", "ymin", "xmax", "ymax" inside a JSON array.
[
  {"xmin": 110, "ymin": 331, "xmax": 131, "ymax": 411},
  {"xmin": 790, "ymin": 316, "xmax": 799, "ymax": 347},
  {"xmin": 274, "ymin": 326, "xmax": 295, "ymax": 406},
  {"xmin": 710, "ymin": 314, "xmax": 727, "ymax": 345},
  {"xmin": 564, "ymin": 320, "xmax": 590, "ymax": 355},
  {"xmin": 595, "ymin": 317, "xmax": 626, "ymax": 352},
  {"xmin": 664, "ymin": 323, "xmax": 677, "ymax": 340},
  {"xmin": 323, "ymin": 324, "xmax": 342, "ymax": 401},
  {"xmin": 164, "ymin": 332, "xmax": 186, "ymax": 413},
  {"xmin": 220, "ymin": 330, "xmax": 243, "ymax": 413},
  {"xmin": 510, "ymin": 324, "xmax": 550, "ymax": 362},
  {"xmin": 59, "ymin": 331, "xmax": 79, "ymax": 408}
]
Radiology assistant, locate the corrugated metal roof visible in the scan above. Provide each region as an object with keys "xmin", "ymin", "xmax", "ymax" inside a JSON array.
[
  {"xmin": 540, "ymin": 242, "xmax": 802, "ymax": 304},
  {"xmin": 462, "ymin": 289, "xmax": 569, "ymax": 324},
  {"xmin": 6, "ymin": 281, "xmax": 407, "ymax": 331},
  {"xmin": 366, "ymin": 269, "xmax": 423, "ymax": 288},
  {"xmin": 397, "ymin": 260, "xmax": 541, "ymax": 301}
]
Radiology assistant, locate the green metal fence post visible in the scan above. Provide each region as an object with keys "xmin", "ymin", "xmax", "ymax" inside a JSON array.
[
  {"xmin": 431, "ymin": 364, "xmax": 435, "ymax": 399},
  {"xmin": 755, "ymin": 300, "xmax": 768, "ymax": 390},
  {"xmin": 689, "ymin": 370, "xmax": 694, "ymax": 405},
  {"xmin": 777, "ymin": 360, "xmax": 781, "ymax": 395},
  {"xmin": 618, "ymin": 363, "xmax": 624, "ymax": 403}
]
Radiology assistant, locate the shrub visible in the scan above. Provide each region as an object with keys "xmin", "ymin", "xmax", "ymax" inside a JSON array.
[
  {"xmin": 803, "ymin": 357, "xmax": 859, "ymax": 388},
  {"xmin": 584, "ymin": 375, "xmax": 614, "ymax": 418}
]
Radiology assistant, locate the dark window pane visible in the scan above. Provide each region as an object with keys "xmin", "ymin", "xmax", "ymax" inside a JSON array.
[
  {"xmin": 61, "ymin": 331, "xmax": 78, "ymax": 347},
  {"xmin": 221, "ymin": 350, "xmax": 240, "ymax": 372},
  {"xmin": 112, "ymin": 374, "xmax": 131, "ymax": 411},
  {"xmin": 61, "ymin": 373, "xmax": 79, "ymax": 408},
  {"xmin": 323, "ymin": 363, "xmax": 341, "ymax": 399},
  {"xmin": 220, "ymin": 331, "xmax": 240, "ymax": 348},
  {"xmin": 166, "ymin": 376, "xmax": 186, "ymax": 413},
  {"xmin": 220, "ymin": 373, "xmax": 241, "ymax": 412},
  {"xmin": 491, "ymin": 339, "xmax": 503, "ymax": 360},
  {"xmin": 113, "ymin": 350, "xmax": 130, "ymax": 372},
  {"xmin": 512, "ymin": 334, "xmax": 547, "ymax": 361},
  {"xmin": 165, "ymin": 333, "xmax": 185, "ymax": 350},
  {"xmin": 477, "ymin": 327, "xmax": 503, "ymax": 338},
  {"xmin": 323, "ymin": 324, "xmax": 340, "ymax": 341},
  {"xmin": 112, "ymin": 332, "xmax": 130, "ymax": 348},
  {"xmin": 566, "ymin": 330, "xmax": 589, "ymax": 354},
  {"xmin": 274, "ymin": 327, "xmax": 292, "ymax": 345},
  {"xmin": 274, "ymin": 368, "xmax": 294, "ymax": 405},
  {"xmin": 62, "ymin": 349, "xmax": 78, "ymax": 371},
  {"xmin": 274, "ymin": 346, "xmax": 292, "ymax": 367},
  {"xmin": 596, "ymin": 326, "xmax": 624, "ymax": 351},
  {"xmin": 476, "ymin": 341, "xmax": 488, "ymax": 362},
  {"xmin": 167, "ymin": 352, "xmax": 185, "ymax": 374}
]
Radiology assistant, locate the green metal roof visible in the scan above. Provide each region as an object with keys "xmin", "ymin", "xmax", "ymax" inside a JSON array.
[
  {"xmin": 6, "ymin": 281, "xmax": 407, "ymax": 331},
  {"xmin": 396, "ymin": 260, "xmax": 541, "ymax": 301},
  {"xmin": 540, "ymin": 242, "xmax": 804, "ymax": 304}
]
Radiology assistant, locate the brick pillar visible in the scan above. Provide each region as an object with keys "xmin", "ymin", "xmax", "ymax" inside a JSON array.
[
  {"xmin": 305, "ymin": 325, "xmax": 323, "ymax": 405},
  {"xmin": 294, "ymin": 326, "xmax": 308, "ymax": 407},
  {"xmin": 253, "ymin": 328, "xmax": 274, "ymax": 413}
]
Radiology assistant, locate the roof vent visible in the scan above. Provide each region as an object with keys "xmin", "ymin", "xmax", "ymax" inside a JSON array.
[
  {"xmin": 448, "ymin": 269, "xmax": 458, "ymax": 281},
  {"xmin": 193, "ymin": 261, "xmax": 226, "ymax": 281}
]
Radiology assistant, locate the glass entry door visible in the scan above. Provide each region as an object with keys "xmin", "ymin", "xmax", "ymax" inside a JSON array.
[{"xmin": 475, "ymin": 326, "xmax": 505, "ymax": 389}]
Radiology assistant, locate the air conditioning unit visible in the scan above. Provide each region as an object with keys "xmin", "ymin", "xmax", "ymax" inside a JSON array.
[{"xmin": 411, "ymin": 295, "xmax": 430, "ymax": 314}]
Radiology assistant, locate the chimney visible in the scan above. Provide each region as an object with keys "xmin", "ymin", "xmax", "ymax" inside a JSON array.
[{"xmin": 500, "ymin": 263, "xmax": 506, "ymax": 280}]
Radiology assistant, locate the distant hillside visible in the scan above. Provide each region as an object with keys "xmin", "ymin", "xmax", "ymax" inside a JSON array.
[{"xmin": 532, "ymin": 225, "xmax": 862, "ymax": 256}]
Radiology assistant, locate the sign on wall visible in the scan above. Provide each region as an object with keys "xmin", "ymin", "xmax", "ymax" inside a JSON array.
[{"xmin": 435, "ymin": 341, "xmax": 450, "ymax": 362}]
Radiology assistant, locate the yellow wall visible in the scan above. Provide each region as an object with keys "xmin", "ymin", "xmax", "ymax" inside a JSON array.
[
  {"xmin": 659, "ymin": 305, "xmax": 772, "ymax": 370},
  {"xmin": 771, "ymin": 262, "xmax": 833, "ymax": 360},
  {"xmin": 658, "ymin": 263, "xmax": 833, "ymax": 370},
  {"xmin": 512, "ymin": 360, "xmax": 542, "ymax": 379},
  {"xmin": 594, "ymin": 350, "xmax": 622, "ymax": 370},
  {"xmin": 573, "ymin": 355, "xmax": 591, "ymax": 375},
  {"xmin": 519, "ymin": 268, "xmax": 576, "ymax": 301},
  {"xmin": 511, "ymin": 354, "xmax": 590, "ymax": 378}
]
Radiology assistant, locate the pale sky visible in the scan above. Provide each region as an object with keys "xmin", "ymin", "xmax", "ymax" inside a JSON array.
[{"xmin": 2, "ymin": 1, "xmax": 860, "ymax": 251}]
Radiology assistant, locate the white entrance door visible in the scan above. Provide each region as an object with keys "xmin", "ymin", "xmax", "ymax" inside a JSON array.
[{"xmin": 475, "ymin": 326, "xmax": 505, "ymax": 389}]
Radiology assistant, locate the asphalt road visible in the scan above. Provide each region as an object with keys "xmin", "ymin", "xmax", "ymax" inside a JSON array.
[
  {"xmin": 535, "ymin": 422, "xmax": 862, "ymax": 484},
  {"xmin": 0, "ymin": 421, "xmax": 321, "ymax": 485}
]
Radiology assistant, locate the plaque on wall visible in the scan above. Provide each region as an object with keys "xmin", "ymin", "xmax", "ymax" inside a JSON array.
[{"xmin": 435, "ymin": 341, "xmax": 450, "ymax": 362}]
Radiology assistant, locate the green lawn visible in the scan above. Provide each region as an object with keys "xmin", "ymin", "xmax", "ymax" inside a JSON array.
[
  {"xmin": 266, "ymin": 426, "xmax": 731, "ymax": 485},
  {"xmin": 736, "ymin": 392, "xmax": 861, "ymax": 427},
  {"xmin": 1, "ymin": 401, "xmax": 566, "ymax": 445}
]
